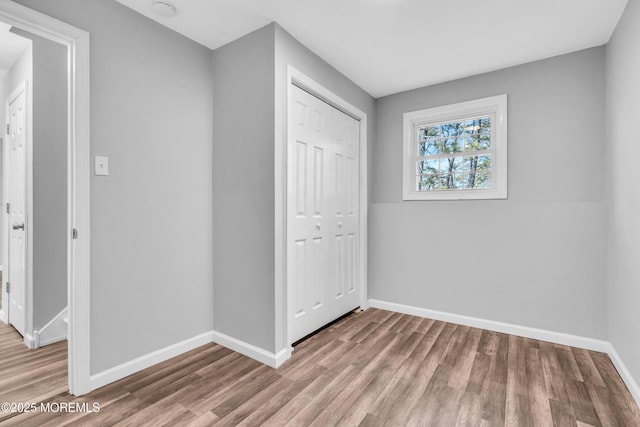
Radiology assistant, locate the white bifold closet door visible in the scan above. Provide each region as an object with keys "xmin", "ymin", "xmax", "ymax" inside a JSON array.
[{"xmin": 288, "ymin": 84, "xmax": 360, "ymax": 343}]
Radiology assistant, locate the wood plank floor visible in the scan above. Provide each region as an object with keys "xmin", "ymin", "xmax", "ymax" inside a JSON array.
[
  {"xmin": 1, "ymin": 308, "xmax": 639, "ymax": 426},
  {"xmin": 0, "ymin": 270, "xmax": 69, "ymax": 419},
  {"xmin": 0, "ymin": 319, "xmax": 68, "ymax": 424}
]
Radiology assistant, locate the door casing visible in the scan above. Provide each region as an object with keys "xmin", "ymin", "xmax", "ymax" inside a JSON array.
[
  {"xmin": 280, "ymin": 66, "xmax": 369, "ymax": 357},
  {"xmin": 0, "ymin": 0, "xmax": 91, "ymax": 396}
]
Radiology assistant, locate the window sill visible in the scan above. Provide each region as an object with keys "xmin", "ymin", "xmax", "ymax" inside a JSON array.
[{"xmin": 402, "ymin": 188, "xmax": 507, "ymax": 201}]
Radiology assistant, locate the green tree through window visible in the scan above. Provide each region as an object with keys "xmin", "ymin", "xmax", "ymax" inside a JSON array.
[{"xmin": 416, "ymin": 117, "xmax": 491, "ymax": 191}]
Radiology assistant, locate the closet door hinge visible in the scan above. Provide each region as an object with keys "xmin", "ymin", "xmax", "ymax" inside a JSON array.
[
  {"xmin": 5, "ymin": 124, "xmax": 9, "ymax": 135},
  {"xmin": 72, "ymin": 229, "xmax": 78, "ymax": 239},
  {"xmin": 5, "ymin": 203, "xmax": 9, "ymax": 214},
  {"xmin": 6, "ymin": 282, "xmax": 9, "ymax": 293}
]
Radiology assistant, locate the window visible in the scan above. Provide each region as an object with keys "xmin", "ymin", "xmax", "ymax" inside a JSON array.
[{"xmin": 403, "ymin": 94, "xmax": 507, "ymax": 200}]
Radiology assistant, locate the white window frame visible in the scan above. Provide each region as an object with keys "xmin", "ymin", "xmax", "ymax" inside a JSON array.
[{"xmin": 403, "ymin": 94, "xmax": 508, "ymax": 201}]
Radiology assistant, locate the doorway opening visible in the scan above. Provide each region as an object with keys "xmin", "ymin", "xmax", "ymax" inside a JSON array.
[
  {"xmin": 0, "ymin": 20, "xmax": 69, "ymax": 415},
  {"xmin": 0, "ymin": 2, "xmax": 90, "ymax": 397},
  {"xmin": 0, "ymin": 25, "xmax": 69, "ymax": 349},
  {"xmin": 0, "ymin": 23, "xmax": 30, "ymax": 337}
]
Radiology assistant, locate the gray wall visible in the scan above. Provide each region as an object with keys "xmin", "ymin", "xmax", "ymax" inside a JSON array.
[
  {"xmin": 273, "ymin": 24, "xmax": 376, "ymax": 352},
  {"xmin": 371, "ymin": 47, "xmax": 608, "ymax": 339},
  {"xmin": 606, "ymin": 0, "xmax": 640, "ymax": 388},
  {"xmin": 212, "ymin": 23, "xmax": 376, "ymax": 354},
  {"xmin": 212, "ymin": 24, "xmax": 276, "ymax": 352},
  {"xmin": 16, "ymin": 0, "xmax": 215, "ymax": 374}
]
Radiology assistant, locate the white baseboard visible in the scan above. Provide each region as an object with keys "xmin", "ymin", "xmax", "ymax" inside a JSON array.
[
  {"xmin": 606, "ymin": 344, "xmax": 640, "ymax": 407},
  {"xmin": 368, "ymin": 299, "xmax": 610, "ymax": 352},
  {"xmin": 89, "ymin": 331, "xmax": 214, "ymax": 392},
  {"xmin": 211, "ymin": 330, "xmax": 291, "ymax": 368},
  {"xmin": 88, "ymin": 328, "xmax": 294, "ymax": 393},
  {"xmin": 24, "ymin": 333, "xmax": 36, "ymax": 349},
  {"xmin": 368, "ymin": 299, "xmax": 640, "ymax": 408},
  {"xmin": 34, "ymin": 307, "xmax": 68, "ymax": 347}
]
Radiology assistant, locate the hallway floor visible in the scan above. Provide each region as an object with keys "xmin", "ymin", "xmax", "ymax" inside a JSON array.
[{"xmin": 0, "ymin": 308, "xmax": 639, "ymax": 426}]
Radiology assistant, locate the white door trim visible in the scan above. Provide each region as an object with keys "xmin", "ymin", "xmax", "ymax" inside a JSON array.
[
  {"xmin": 0, "ymin": 0, "xmax": 91, "ymax": 396},
  {"xmin": 281, "ymin": 66, "xmax": 368, "ymax": 350}
]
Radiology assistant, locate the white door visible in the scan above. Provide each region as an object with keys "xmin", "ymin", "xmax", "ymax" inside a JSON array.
[
  {"xmin": 6, "ymin": 82, "xmax": 27, "ymax": 337},
  {"xmin": 288, "ymin": 85, "xmax": 360, "ymax": 342}
]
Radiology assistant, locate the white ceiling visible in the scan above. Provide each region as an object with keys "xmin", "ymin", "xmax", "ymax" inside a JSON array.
[
  {"xmin": 0, "ymin": 22, "xmax": 31, "ymax": 78},
  {"xmin": 116, "ymin": 0, "xmax": 628, "ymax": 98}
]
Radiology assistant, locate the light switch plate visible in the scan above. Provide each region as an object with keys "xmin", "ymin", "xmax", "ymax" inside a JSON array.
[{"xmin": 95, "ymin": 156, "xmax": 109, "ymax": 176}]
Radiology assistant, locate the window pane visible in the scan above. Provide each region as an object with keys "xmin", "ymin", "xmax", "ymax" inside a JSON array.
[
  {"xmin": 462, "ymin": 117, "xmax": 491, "ymax": 135},
  {"xmin": 439, "ymin": 173, "xmax": 453, "ymax": 189},
  {"xmin": 463, "ymin": 155, "xmax": 491, "ymax": 172},
  {"xmin": 464, "ymin": 171, "xmax": 492, "ymax": 189},
  {"xmin": 454, "ymin": 173, "xmax": 465, "ymax": 189},
  {"xmin": 417, "ymin": 159, "xmax": 438, "ymax": 174},
  {"xmin": 441, "ymin": 122, "xmax": 464, "ymax": 137},
  {"xmin": 476, "ymin": 155, "xmax": 491, "ymax": 171},
  {"xmin": 417, "ymin": 175, "xmax": 440, "ymax": 191},
  {"xmin": 474, "ymin": 172, "xmax": 491, "ymax": 189},
  {"xmin": 478, "ymin": 134, "xmax": 490, "ymax": 149},
  {"xmin": 463, "ymin": 156, "xmax": 476, "ymax": 171},
  {"xmin": 463, "ymin": 173, "xmax": 475, "ymax": 189},
  {"xmin": 418, "ymin": 125, "xmax": 440, "ymax": 141},
  {"xmin": 463, "ymin": 119, "xmax": 481, "ymax": 135},
  {"xmin": 418, "ymin": 139, "xmax": 440, "ymax": 156},
  {"xmin": 465, "ymin": 134, "xmax": 490, "ymax": 151},
  {"xmin": 480, "ymin": 134, "xmax": 491, "ymax": 149},
  {"xmin": 439, "ymin": 157, "xmax": 462, "ymax": 174},
  {"xmin": 442, "ymin": 137, "xmax": 463, "ymax": 153},
  {"xmin": 479, "ymin": 117, "xmax": 491, "ymax": 134},
  {"xmin": 438, "ymin": 172, "xmax": 465, "ymax": 190}
]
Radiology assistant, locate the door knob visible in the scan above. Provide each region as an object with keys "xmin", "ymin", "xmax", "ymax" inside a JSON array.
[
  {"xmin": 338, "ymin": 222, "xmax": 343, "ymax": 228},
  {"xmin": 316, "ymin": 223, "xmax": 321, "ymax": 230},
  {"xmin": 12, "ymin": 223, "xmax": 24, "ymax": 230}
]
